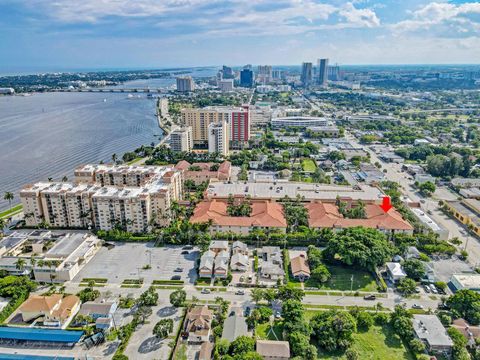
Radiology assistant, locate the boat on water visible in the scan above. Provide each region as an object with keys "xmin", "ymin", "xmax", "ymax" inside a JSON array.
[
  {"xmin": 127, "ymin": 94, "xmax": 142, "ymax": 99},
  {"xmin": 103, "ymin": 98, "xmax": 107, "ymax": 102}
]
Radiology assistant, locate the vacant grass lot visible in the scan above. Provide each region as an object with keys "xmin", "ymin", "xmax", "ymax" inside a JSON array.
[
  {"xmin": 256, "ymin": 321, "xmax": 285, "ymax": 341},
  {"xmin": 306, "ymin": 264, "xmax": 378, "ymax": 292},
  {"xmin": 301, "ymin": 158, "xmax": 317, "ymax": 172},
  {"xmin": 317, "ymin": 325, "xmax": 414, "ymax": 360}
]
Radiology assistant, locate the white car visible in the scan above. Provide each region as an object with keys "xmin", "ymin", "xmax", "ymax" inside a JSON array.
[{"xmin": 201, "ymin": 288, "xmax": 211, "ymax": 294}]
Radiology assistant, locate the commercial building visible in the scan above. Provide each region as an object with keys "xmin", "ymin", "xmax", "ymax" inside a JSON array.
[
  {"xmin": 444, "ymin": 199, "xmax": 480, "ymax": 237},
  {"xmin": 208, "ymin": 121, "xmax": 229, "ymax": 156},
  {"xmin": 271, "ymin": 116, "xmax": 328, "ymax": 129},
  {"xmin": 450, "ymin": 273, "xmax": 480, "ymax": 292},
  {"xmin": 176, "ymin": 76, "xmax": 195, "ymax": 92},
  {"xmin": 317, "ymin": 58, "xmax": 329, "ymax": 86},
  {"xmin": 0, "ymin": 232, "xmax": 102, "ymax": 282},
  {"xmin": 328, "ymin": 64, "xmax": 341, "ymax": 81},
  {"xmin": 413, "ymin": 315, "xmax": 453, "ymax": 355},
  {"xmin": 0, "ymin": 327, "xmax": 83, "ymax": 347},
  {"xmin": 222, "ymin": 65, "xmax": 234, "ymax": 79},
  {"xmin": 307, "ymin": 125, "xmax": 340, "ymax": 137},
  {"xmin": 20, "ymin": 164, "xmax": 183, "ymax": 232},
  {"xmin": 230, "ymin": 106, "xmax": 250, "ymax": 149},
  {"xmin": 240, "ymin": 68, "xmax": 254, "ymax": 87},
  {"xmin": 411, "ymin": 208, "xmax": 449, "ymax": 240},
  {"xmin": 170, "ymin": 127, "xmax": 193, "ymax": 153},
  {"xmin": 301, "ymin": 62, "xmax": 313, "ymax": 87},
  {"xmin": 175, "ymin": 160, "xmax": 231, "ymax": 185},
  {"xmin": 190, "ymin": 199, "xmax": 287, "ymax": 234}
]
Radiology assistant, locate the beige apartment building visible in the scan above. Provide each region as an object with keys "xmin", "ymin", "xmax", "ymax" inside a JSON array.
[
  {"xmin": 181, "ymin": 107, "xmax": 232, "ymax": 147},
  {"xmin": 21, "ymin": 164, "xmax": 183, "ymax": 233}
]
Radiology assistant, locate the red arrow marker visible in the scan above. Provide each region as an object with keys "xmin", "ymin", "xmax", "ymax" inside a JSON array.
[{"xmin": 380, "ymin": 196, "xmax": 392, "ymax": 213}]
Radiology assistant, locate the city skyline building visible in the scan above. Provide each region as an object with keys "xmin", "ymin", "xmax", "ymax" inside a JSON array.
[
  {"xmin": 317, "ymin": 58, "xmax": 329, "ymax": 86},
  {"xmin": 170, "ymin": 127, "xmax": 193, "ymax": 153},
  {"xmin": 301, "ymin": 62, "xmax": 313, "ymax": 87},
  {"xmin": 240, "ymin": 68, "xmax": 254, "ymax": 88}
]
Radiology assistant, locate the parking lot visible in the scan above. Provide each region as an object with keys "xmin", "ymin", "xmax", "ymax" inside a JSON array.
[
  {"xmin": 429, "ymin": 256, "xmax": 473, "ymax": 283},
  {"xmin": 72, "ymin": 242, "xmax": 199, "ymax": 285}
]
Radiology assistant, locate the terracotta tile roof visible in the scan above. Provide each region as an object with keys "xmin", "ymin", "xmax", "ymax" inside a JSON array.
[
  {"xmin": 19, "ymin": 294, "xmax": 63, "ymax": 313},
  {"xmin": 290, "ymin": 255, "xmax": 310, "ymax": 276},
  {"xmin": 306, "ymin": 201, "xmax": 413, "ymax": 231},
  {"xmin": 190, "ymin": 199, "xmax": 287, "ymax": 228},
  {"xmin": 51, "ymin": 295, "xmax": 80, "ymax": 320},
  {"xmin": 175, "ymin": 161, "xmax": 231, "ymax": 180}
]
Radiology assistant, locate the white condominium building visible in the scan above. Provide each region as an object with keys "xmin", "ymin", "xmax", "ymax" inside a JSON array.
[
  {"xmin": 176, "ymin": 76, "xmax": 195, "ymax": 92},
  {"xmin": 20, "ymin": 164, "xmax": 183, "ymax": 233},
  {"xmin": 208, "ymin": 121, "xmax": 229, "ymax": 156},
  {"xmin": 170, "ymin": 127, "xmax": 193, "ymax": 153}
]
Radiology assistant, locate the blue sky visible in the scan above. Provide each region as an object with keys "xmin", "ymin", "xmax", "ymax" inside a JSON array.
[{"xmin": 0, "ymin": 0, "xmax": 479, "ymax": 71}]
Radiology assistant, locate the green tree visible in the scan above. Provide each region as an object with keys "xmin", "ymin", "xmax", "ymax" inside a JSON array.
[
  {"xmin": 448, "ymin": 327, "xmax": 469, "ymax": 360},
  {"xmin": 250, "ymin": 288, "xmax": 265, "ymax": 304},
  {"xmin": 136, "ymin": 305, "xmax": 152, "ymax": 323},
  {"xmin": 356, "ymin": 311, "xmax": 374, "ymax": 331},
  {"xmin": 277, "ymin": 284, "xmax": 304, "ymax": 302},
  {"xmin": 77, "ymin": 287, "xmax": 100, "ymax": 303},
  {"xmin": 310, "ymin": 310, "xmax": 357, "ymax": 351},
  {"xmin": 288, "ymin": 332, "xmax": 316, "ymax": 360},
  {"xmin": 307, "ymin": 246, "xmax": 323, "ymax": 269},
  {"xmin": 397, "ymin": 278, "xmax": 417, "ymax": 296},
  {"xmin": 446, "ymin": 289, "xmax": 480, "ymax": 325},
  {"xmin": 345, "ymin": 349, "xmax": 359, "ymax": 360},
  {"xmin": 170, "ymin": 289, "xmax": 187, "ymax": 307},
  {"xmin": 138, "ymin": 286, "xmax": 158, "ymax": 306},
  {"xmin": 409, "ymin": 338, "xmax": 426, "ymax": 354},
  {"xmin": 323, "ymin": 227, "xmax": 395, "ymax": 270},
  {"xmin": 418, "ymin": 181, "xmax": 436, "ymax": 196},
  {"xmin": 310, "ymin": 264, "xmax": 331, "ymax": 284},
  {"xmin": 153, "ymin": 318, "xmax": 173, "ymax": 338},
  {"xmin": 390, "ymin": 305, "xmax": 413, "ymax": 339},
  {"xmin": 15, "ymin": 258, "xmax": 26, "ymax": 273},
  {"xmin": 215, "ymin": 338, "xmax": 230, "ymax": 356},
  {"xmin": 3, "ymin": 192, "xmax": 14, "ymax": 212},
  {"xmin": 229, "ymin": 335, "xmax": 255, "ymax": 356},
  {"xmin": 402, "ymin": 259, "xmax": 426, "ymax": 281}
]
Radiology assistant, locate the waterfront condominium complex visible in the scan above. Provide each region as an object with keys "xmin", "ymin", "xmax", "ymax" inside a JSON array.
[
  {"xmin": 181, "ymin": 106, "xmax": 250, "ymax": 148},
  {"xmin": 317, "ymin": 58, "xmax": 329, "ymax": 86},
  {"xmin": 301, "ymin": 62, "xmax": 313, "ymax": 87},
  {"xmin": 176, "ymin": 76, "xmax": 195, "ymax": 92},
  {"xmin": 20, "ymin": 164, "xmax": 183, "ymax": 233},
  {"xmin": 170, "ymin": 127, "xmax": 193, "ymax": 153},
  {"xmin": 208, "ymin": 121, "xmax": 229, "ymax": 156}
]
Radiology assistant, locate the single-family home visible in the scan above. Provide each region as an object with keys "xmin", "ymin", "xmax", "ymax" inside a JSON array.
[
  {"xmin": 78, "ymin": 301, "xmax": 117, "ymax": 321},
  {"xmin": 260, "ymin": 262, "xmax": 284, "ymax": 280},
  {"xmin": 230, "ymin": 253, "xmax": 249, "ymax": 272},
  {"xmin": 290, "ymin": 254, "xmax": 311, "ymax": 282},
  {"xmin": 256, "ymin": 339, "xmax": 291, "ymax": 360},
  {"xmin": 413, "ymin": 315, "xmax": 453, "ymax": 355},
  {"xmin": 18, "ymin": 294, "xmax": 81, "ymax": 327},
  {"xmin": 214, "ymin": 256, "xmax": 229, "ymax": 278},
  {"xmin": 222, "ymin": 312, "xmax": 248, "ymax": 342},
  {"xmin": 385, "ymin": 262, "xmax": 407, "ymax": 283},
  {"xmin": 184, "ymin": 305, "xmax": 214, "ymax": 343},
  {"xmin": 199, "ymin": 251, "xmax": 215, "ymax": 278},
  {"xmin": 232, "ymin": 241, "xmax": 248, "ymax": 255},
  {"xmin": 209, "ymin": 241, "xmax": 229, "ymax": 254}
]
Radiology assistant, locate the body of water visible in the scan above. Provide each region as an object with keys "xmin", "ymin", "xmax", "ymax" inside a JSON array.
[{"xmin": 0, "ymin": 92, "xmax": 161, "ymax": 211}]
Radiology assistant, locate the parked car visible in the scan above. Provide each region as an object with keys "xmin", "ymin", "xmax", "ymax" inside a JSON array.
[
  {"xmin": 423, "ymin": 285, "xmax": 431, "ymax": 293},
  {"xmin": 412, "ymin": 304, "xmax": 424, "ymax": 309},
  {"xmin": 364, "ymin": 295, "xmax": 376, "ymax": 300},
  {"xmin": 182, "ymin": 245, "xmax": 193, "ymax": 250},
  {"xmin": 429, "ymin": 284, "xmax": 438, "ymax": 294},
  {"xmin": 275, "ymin": 311, "xmax": 281, "ymax": 319},
  {"xmin": 235, "ymin": 290, "xmax": 245, "ymax": 295},
  {"xmin": 174, "ymin": 267, "xmax": 183, "ymax": 272},
  {"xmin": 171, "ymin": 275, "xmax": 181, "ymax": 281},
  {"xmin": 244, "ymin": 307, "xmax": 251, "ymax": 317},
  {"xmin": 201, "ymin": 288, "xmax": 211, "ymax": 294},
  {"xmin": 181, "ymin": 250, "xmax": 189, "ymax": 255},
  {"xmin": 414, "ymin": 287, "xmax": 421, "ymax": 293}
]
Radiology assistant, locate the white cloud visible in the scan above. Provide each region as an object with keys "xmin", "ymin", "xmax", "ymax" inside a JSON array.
[{"xmin": 392, "ymin": 2, "xmax": 480, "ymax": 36}]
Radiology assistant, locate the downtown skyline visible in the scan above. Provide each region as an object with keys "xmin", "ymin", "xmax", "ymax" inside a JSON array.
[{"xmin": 0, "ymin": 0, "xmax": 480, "ymax": 71}]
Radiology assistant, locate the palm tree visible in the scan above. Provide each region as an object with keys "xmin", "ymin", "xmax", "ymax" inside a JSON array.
[
  {"xmin": 61, "ymin": 176, "xmax": 68, "ymax": 182},
  {"xmin": 111, "ymin": 153, "xmax": 118, "ymax": 164},
  {"xmin": 3, "ymin": 192, "xmax": 14, "ymax": 212},
  {"xmin": 15, "ymin": 258, "xmax": 26, "ymax": 273}
]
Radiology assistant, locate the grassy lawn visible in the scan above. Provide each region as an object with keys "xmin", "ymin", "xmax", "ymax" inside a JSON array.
[
  {"xmin": 0, "ymin": 204, "xmax": 22, "ymax": 218},
  {"xmin": 317, "ymin": 325, "xmax": 414, "ymax": 360},
  {"xmin": 256, "ymin": 321, "xmax": 285, "ymax": 341},
  {"xmin": 301, "ymin": 159, "xmax": 317, "ymax": 172},
  {"xmin": 306, "ymin": 264, "xmax": 377, "ymax": 292}
]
